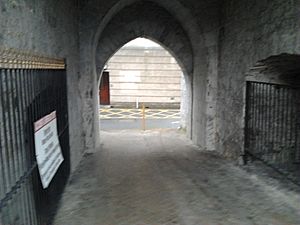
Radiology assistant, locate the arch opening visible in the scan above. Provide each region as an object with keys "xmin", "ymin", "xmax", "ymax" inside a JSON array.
[
  {"xmin": 93, "ymin": 1, "xmax": 195, "ymax": 136},
  {"xmin": 98, "ymin": 37, "xmax": 189, "ymax": 130},
  {"xmin": 84, "ymin": 0, "xmax": 211, "ymax": 153}
]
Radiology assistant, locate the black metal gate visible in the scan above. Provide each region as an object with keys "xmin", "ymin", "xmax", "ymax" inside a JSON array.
[
  {"xmin": 244, "ymin": 81, "xmax": 300, "ymax": 178},
  {"xmin": 0, "ymin": 49, "xmax": 70, "ymax": 225}
]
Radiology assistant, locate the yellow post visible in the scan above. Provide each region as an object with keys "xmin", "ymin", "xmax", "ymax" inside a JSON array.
[{"xmin": 142, "ymin": 103, "xmax": 146, "ymax": 130}]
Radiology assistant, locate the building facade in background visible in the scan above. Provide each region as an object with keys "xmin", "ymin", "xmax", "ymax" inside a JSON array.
[{"xmin": 104, "ymin": 39, "xmax": 183, "ymax": 108}]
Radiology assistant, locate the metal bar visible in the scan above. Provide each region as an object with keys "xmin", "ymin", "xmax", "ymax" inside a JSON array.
[
  {"xmin": 15, "ymin": 69, "xmax": 26, "ymax": 222},
  {"xmin": 290, "ymin": 89, "xmax": 295, "ymax": 156},
  {"xmin": 29, "ymin": 69, "xmax": 39, "ymax": 225},
  {"xmin": 254, "ymin": 83, "xmax": 259, "ymax": 155},
  {"xmin": 247, "ymin": 82, "xmax": 252, "ymax": 154},
  {"xmin": 280, "ymin": 86, "xmax": 284, "ymax": 156},
  {"xmin": 1, "ymin": 70, "xmax": 14, "ymax": 191},
  {"xmin": 5, "ymin": 69, "xmax": 19, "ymax": 184},
  {"xmin": 11, "ymin": 69, "xmax": 24, "ymax": 223},
  {"xmin": 273, "ymin": 85, "xmax": 277, "ymax": 154},
  {"xmin": 276, "ymin": 87, "xmax": 281, "ymax": 163},
  {"xmin": 11, "ymin": 69, "xmax": 21, "ymax": 178},
  {"xmin": 244, "ymin": 82, "xmax": 250, "ymax": 159},
  {"xmin": 22, "ymin": 68, "xmax": 33, "ymax": 225},
  {"xmin": 281, "ymin": 87, "xmax": 287, "ymax": 166},
  {"xmin": 16, "ymin": 69, "xmax": 29, "ymax": 224},
  {"xmin": 24, "ymin": 68, "xmax": 34, "ymax": 224},
  {"xmin": 283, "ymin": 87, "xmax": 289, "ymax": 166},
  {"xmin": 0, "ymin": 61, "xmax": 69, "ymax": 224},
  {"xmin": 251, "ymin": 82, "xmax": 255, "ymax": 154},
  {"xmin": 273, "ymin": 86, "xmax": 278, "ymax": 154},
  {"xmin": 268, "ymin": 84, "xmax": 272, "ymax": 154},
  {"xmin": 0, "ymin": 69, "xmax": 8, "ymax": 214},
  {"xmin": 33, "ymin": 69, "xmax": 43, "ymax": 225},
  {"xmin": 280, "ymin": 86, "xmax": 284, "ymax": 163},
  {"xmin": 278, "ymin": 87, "xmax": 283, "ymax": 155},
  {"xmin": 24, "ymin": 69, "xmax": 36, "ymax": 225},
  {"xmin": 250, "ymin": 82, "xmax": 255, "ymax": 154},
  {"xmin": 1, "ymin": 69, "xmax": 14, "ymax": 222},
  {"xmin": 261, "ymin": 83, "xmax": 266, "ymax": 156},
  {"xmin": 19, "ymin": 69, "xmax": 29, "ymax": 224},
  {"xmin": 285, "ymin": 87, "xmax": 289, "ymax": 150},
  {"xmin": 258, "ymin": 83, "xmax": 263, "ymax": 156},
  {"xmin": 265, "ymin": 84, "xmax": 269, "ymax": 155}
]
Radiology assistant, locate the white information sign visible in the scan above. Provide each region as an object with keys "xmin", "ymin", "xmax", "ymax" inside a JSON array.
[{"xmin": 34, "ymin": 111, "xmax": 64, "ymax": 189}]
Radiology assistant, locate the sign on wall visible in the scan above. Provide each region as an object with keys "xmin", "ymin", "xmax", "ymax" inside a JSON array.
[{"xmin": 34, "ymin": 111, "xmax": 64, "ymax": 189}]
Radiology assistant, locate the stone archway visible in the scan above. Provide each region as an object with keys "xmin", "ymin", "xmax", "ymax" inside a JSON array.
[
  {"xmin": 94, "ymin": 1, "xmax": 194, "ymax": 81},
  {"xmin": 94, "ymin": 1, "xmax": 194, "ymax": 136},
  {"xmin": 80, "ymin": 0, "xmax": 214, "ymax": 153}
]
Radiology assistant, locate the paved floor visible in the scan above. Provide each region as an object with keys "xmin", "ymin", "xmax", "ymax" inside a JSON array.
[
  {"xmin": 53, "ymin": 130, "xmax": 300, "ymax": 225},
  {"xmin": 100, "ymin": 108, "xmax": 180, "ymax": 119},
  {"xmin": 100, "ymin": 118, "xmax": 180, "ymax": 130}
]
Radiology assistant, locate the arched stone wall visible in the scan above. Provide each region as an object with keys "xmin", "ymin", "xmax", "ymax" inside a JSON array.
[
  {"xmin": 93, "ymin": 1, "xmax": 197, "ymax": 149},
  {"xmin": 95, "ymin": 2, "xmax": 193, "ymax": 81},
  {"xmin": 216, "ymin": 0, "xmax": 300, "ymax": 160},
  {"xmin": 79, "ymin": 0, "xmax": 220, "ymax": 155},
  {"xmin": 94, "ymin": 2, "xmax": 194, "ymax": 135}
]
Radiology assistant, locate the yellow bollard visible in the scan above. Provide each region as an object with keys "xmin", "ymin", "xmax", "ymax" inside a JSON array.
[{"xmin": 142, "ymin": 103, "xmax": 146, "ymax": 130}]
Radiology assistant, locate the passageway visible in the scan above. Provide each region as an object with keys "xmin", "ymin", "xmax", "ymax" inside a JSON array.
[
  {"xmin": 53, "ymin": 130, "xmax": 300, "ymax": 225},
  {"xmin": 1, "ymin": 1, "xmax": 300, "ymax": 224}
]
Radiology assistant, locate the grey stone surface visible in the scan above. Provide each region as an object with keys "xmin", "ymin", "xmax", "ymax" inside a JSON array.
[
  {"xmin": 53, "ymin": 130, "xmax": 300, "ymax": 225},
  {"xmin": 216, "ymin": 0, "xmax": 300, "ymax": 159},
  {"xmin": 0, "ymin": 0, "xmax": 83, "ymax": 172}
]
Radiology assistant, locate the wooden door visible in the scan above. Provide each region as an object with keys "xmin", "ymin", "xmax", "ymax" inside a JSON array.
[{"xmin": 99, "ymin": 71, "xmax": 110, "ymax": 105}]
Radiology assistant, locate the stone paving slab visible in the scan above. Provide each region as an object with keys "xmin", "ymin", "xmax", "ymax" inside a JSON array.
[
  {"xmin": 53, "ymin": 130, "xmax": 300, "ymax": 225},
  {"xmin": 100, "ymin": 108, "xmax": 180, "ymax": 119}
]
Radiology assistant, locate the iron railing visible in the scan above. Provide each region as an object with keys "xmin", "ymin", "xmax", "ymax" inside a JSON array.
[
  {"xmin": 244, "ymin": 81, "xmax": 300, "ymax": 181},
  {"xmin": 0, "ymin": 48, "xmax": 70, "ymax": 225}
]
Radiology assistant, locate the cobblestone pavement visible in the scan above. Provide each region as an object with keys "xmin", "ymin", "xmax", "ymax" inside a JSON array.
[
  {"xmin": 53, "ymin": 130, "xmax": 300, "ymax": 225},
  {"xmin": 100, "ymin": 108, "xmax": 180, "ymax": 119}
]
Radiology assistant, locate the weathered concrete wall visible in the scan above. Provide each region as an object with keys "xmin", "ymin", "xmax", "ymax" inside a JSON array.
[
  {"xmin": 216, "ymin": 0, "xmax": 300, "ymax": 159},
  {"xmin": 0, "ymin": 0, "xmax": 83, "ymax": 172},
  {"xmin": 107, "ymin": 46, "xmax": 182, "ymax": 107}
]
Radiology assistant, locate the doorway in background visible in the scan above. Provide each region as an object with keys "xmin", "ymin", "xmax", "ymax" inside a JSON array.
[{"xmin": 99, "ymin": 71, "xmax": 110, "ymax": 105}]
